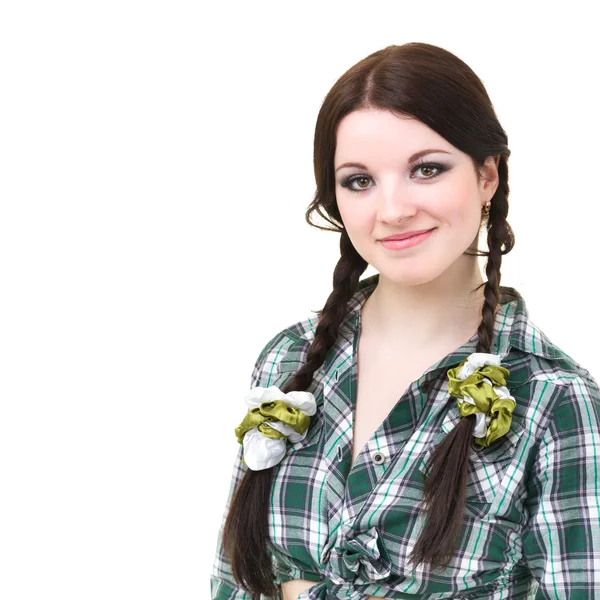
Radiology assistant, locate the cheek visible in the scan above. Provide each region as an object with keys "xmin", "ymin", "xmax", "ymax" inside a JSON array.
[
  {"xmin": 427, "ymin": 185, "xmax": 480, "ymax": 230},
  {"xmin": 337, "ymin": 196, "xmax": 371, "ymax": 231}
]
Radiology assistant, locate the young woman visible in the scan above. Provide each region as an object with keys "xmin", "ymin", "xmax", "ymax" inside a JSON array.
[{"xmin": 211, "ymin": 42, "xmax": 600, "ymax": 599}]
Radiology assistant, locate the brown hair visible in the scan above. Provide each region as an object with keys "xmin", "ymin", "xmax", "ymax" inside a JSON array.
[{"xmin": 222, "ymin": 41, "xmax": 518, "ymax": 595}]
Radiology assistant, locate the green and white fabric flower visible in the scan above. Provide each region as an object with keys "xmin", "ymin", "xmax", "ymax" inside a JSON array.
[
  {"xmin": 446, "ymin": 352, "xmax": 516, "ymax": 447},
  {"xmin": 234, "ymin": 385, "xmax": 317, "ymax": 470}
]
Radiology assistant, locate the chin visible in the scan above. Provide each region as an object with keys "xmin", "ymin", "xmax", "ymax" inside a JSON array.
[
  {"xmin": 370, "ymin": 256, "xmax": 444, "ymax": 285},
  {"xmin": 377, "ymin": 269, "xmax": 443, "ymax": 288}
]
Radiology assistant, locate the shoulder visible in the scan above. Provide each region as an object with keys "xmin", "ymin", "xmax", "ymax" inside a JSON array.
[
  {"xmin": 524, "ymin": 364, "xmax": 600, "ymax": 479},
  {"xmin": 509, "ymin": 335, "xmax": 600, "ymax": 445},
  {"xmin": 247, "ymin": 273, "xmax": 378, "ymax": 388},
  {"xmin": 250, "ymin": 312, "xmax": 318, "ymax": 388},
  {"xmin": 493, "ymin": 290, "xmax": 599, "ymax": 441},
  {"xmin": 516, "ymin": 348, "xmax": 596, "ymax": 393},
  {"xmin": 250, "ymin": 273, "xmax": 379, "ymax": 379},
  {"xmin": 500, "ymin": 287, "xmax": 596, "ymax": 397}
]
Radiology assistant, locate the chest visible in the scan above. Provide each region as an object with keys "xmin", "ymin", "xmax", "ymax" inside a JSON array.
[{"xmin": 351, "ymin": 341, "xmax": 438, "ymax": 465}]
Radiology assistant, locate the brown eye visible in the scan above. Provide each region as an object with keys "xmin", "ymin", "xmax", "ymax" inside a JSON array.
[
  {"xmin": 411, "ymin": 162, "xmax": 447, "ymax": 180},
  {"xmin": 340, "ymin": 174, "xmax": 374, "ymax": 193}
]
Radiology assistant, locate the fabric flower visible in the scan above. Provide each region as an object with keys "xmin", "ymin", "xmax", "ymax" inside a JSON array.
[
  {"xmin": 234, "ymin": 385, "xmax": 317, "ymax": 470},
  {"xmin": 446, "ymin": 352, "xmax": 516, "ymax": 447}
]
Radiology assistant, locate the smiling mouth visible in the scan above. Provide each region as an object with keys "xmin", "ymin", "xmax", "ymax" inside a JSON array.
[
  {"xmin": 380, "ymin": 228, "xmax": 435, "ymax": 242},
  {"xmin": 378, "ymin": 228, "xmax": 435, "ymax": 249}
]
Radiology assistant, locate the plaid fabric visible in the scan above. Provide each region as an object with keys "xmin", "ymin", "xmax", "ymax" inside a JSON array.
[{"xmin": 211, "ymin": 274, "xmax": 600, "ymax": 599}]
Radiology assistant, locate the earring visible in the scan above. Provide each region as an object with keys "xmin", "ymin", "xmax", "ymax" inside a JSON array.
[{"xmin": 483, "ymin": 201, "xmax": 491, "ymax": 215}]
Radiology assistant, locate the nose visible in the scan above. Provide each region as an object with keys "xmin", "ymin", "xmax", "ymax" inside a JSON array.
[{"xmin": 376, "ymin": 179, "xmax": 418, "ymax": 223}]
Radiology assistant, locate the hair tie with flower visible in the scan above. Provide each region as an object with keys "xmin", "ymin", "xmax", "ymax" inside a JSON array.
[
  {"xmin": 446, "ymin": 352, "xmax": 516, "ymax": 447},
  {"xmin": 234, "ymin": 385, "xmax": 317, "ymax": 471}
]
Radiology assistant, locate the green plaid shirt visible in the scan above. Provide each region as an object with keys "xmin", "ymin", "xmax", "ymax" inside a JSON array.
[{"xmin": 211, "ymin": 274, "xmax": 600, "ymax": 599}]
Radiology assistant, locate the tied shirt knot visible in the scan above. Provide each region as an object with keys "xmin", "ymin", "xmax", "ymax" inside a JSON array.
[{"xmin": 339, "ymin": 527, "xmax": 392, "ymax": 581}]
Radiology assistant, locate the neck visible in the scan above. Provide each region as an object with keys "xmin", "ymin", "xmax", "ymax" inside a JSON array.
[{"xmin": 361, "ymin": 255, "xmax": 487, "ymax": 348}]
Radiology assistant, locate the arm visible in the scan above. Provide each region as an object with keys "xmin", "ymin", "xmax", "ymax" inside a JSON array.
[{"xmin": 522, "ymin": 374, "xmax": 600, "ymax": 598}]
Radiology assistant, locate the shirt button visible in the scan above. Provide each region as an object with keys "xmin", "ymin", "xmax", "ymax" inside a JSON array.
[{"xmin": 371, "ymin": 451, "xmax": 386, "ymax": 465}]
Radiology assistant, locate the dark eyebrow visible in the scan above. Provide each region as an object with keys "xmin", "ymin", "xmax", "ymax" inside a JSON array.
[{"xmin": 335, "ymin": 148, "xmax": 452, "ymax": 173}]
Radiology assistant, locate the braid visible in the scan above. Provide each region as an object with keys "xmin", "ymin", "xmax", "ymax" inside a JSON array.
[
  {"xmin": 222, "ymin": 228, "xmax": 366, "ymax": 597},
  {"xmin": 410, "ymin": 157, "xmax": 516, "ymax": 570},
  {"xmin": 286, "ymin": 229, "xmax": 368, "ymax": 393},
  {"xmin": 476, "ymin": 163, "xmax": 515, "ymax": 353}
]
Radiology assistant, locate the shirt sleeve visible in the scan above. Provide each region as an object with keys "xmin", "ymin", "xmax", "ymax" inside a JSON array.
[
  {"xmin": 521, "ymin": 374, "xmax": 600, "ymax": 598},
  {"xmin": 210, "ymin": 344, "xmax": 281, "ymax": 600}
]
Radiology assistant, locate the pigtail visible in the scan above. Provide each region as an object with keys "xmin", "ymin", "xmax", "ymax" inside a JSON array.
[
  {"xmin": 409, "ymin": 157, "xmax": 516, "ymax": 569},
  {"xmin": 222, "ymin": 229, "xmax": 367, "ymax": 596}
]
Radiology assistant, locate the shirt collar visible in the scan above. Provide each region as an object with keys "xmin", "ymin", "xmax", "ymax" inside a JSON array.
[{"xmin": 341, "ymin": 273, "xmax": 564, "ymax": 365}]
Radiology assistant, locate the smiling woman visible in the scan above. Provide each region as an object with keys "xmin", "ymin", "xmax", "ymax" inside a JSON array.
[
  {"xmin": 333, "ymin": 112, "xmax": 498, "ymax": 288},
  {"xmin": 211, "ymin": 41, "xmax": 600, "ymax": 600}
]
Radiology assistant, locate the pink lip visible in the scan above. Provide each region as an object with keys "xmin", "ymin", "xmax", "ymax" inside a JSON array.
[
  {"xmin": 379, "ymin": 228, "xmax": 435, "ymax": 250},
  {"xmin": 380, "ymin": 228, "xmax": 434, "ymax": 241}
]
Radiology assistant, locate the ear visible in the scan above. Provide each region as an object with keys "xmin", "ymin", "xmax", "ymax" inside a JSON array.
[{"xmin": 480, "ymin": 155, "xmax": 500, "ymax": 202}]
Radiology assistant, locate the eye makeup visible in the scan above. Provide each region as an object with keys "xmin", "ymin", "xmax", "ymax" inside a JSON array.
[{"xmin": 338, "ymin": 160, "xmax": 450, "ymax": 193}]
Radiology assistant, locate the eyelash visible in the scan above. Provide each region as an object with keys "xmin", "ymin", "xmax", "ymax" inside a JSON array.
[{"xmin": 339, "ymin": 161, "xmax": 448, "ymax": 193}]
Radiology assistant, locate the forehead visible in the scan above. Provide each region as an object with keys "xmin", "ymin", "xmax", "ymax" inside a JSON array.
[{"xmin": 334, "ymin": 109, "xmax": 454, "ymax": 165}]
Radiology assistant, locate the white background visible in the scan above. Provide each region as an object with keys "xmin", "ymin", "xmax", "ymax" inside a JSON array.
[{"xmin": 1, "ymin": 1, "xmax": 598, "ymax": 599}]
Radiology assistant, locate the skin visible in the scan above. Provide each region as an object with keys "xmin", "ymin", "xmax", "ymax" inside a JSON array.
[
  {"xmin": 280, "ymin": 108, "xmax": 500, "ymax": 600},
  {"xmin": 334, "ymin": 108, "xmax": 500, "ymax": 348}
]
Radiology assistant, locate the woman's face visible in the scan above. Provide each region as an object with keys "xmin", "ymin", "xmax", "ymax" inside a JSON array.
[{"xmin": 333, "ymin": 108, "xmax": 499, "ymax": 286}]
